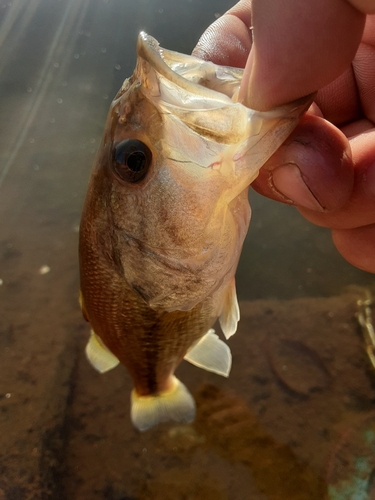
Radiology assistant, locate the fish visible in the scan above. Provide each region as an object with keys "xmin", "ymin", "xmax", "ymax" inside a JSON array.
[{"xmin": 79, "ymin": 32, "xmax": 312, "ymax": 432}]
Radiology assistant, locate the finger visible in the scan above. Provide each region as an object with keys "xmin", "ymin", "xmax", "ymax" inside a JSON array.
[
  {"xmin": 298, "ymin": 130, "xmax": 375, "ymax": 229},
  {"xmin": 347, "ymin": 0, "xmax": 375, "ymax": 14},
  {"xmin": 332, "ymin": 224, "xmax": 375, "ymax": 273},
  {"xmin": 341, "ymin": 118, "xmax": 374, "ymax": 137},
  {"xmin": 314, "ymin": 67, "xmax": 361, "ymax": 126},
  {"xmin": 251, "ymin": 114, "xmax": 354, "ymax": 212},
  {"xmin": 305, "ymin": 16, "xmax": 375, "ymax": 125},
  {"xmin": 240, "ymin": 0, "xmax": 366, "ymax": 110},
  {"xmin": 352, "ymin": 34, "xmax": 375, "ymax": 123},
  {"xmin": 192, "ymin": 0, "xmax": 252, "ymax": 67}
]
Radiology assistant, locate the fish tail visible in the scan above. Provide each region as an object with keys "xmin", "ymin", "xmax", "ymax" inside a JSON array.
[{"xmin": 131, "ymin": 376, "xmax": 196, "ymax": 432}]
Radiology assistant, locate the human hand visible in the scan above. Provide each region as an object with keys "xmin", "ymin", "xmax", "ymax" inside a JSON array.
[{"xmin": 193, "ymin": 0, "xmax": 375, "ymax": 273}]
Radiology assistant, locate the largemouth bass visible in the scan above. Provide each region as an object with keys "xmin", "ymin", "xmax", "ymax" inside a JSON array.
[{"xmin": 79, "ymin": 32, "xmax": 311, "ymax": 431}]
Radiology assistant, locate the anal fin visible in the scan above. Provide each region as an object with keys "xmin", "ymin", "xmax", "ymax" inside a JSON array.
[
  {"xmin": 184, "ymin": 329, "xmax": 232, "ymax": 377},
  {"xmin": 219, "ymin": 278, "xmax": 240, "ymax": 339},
  {"xmin": 131, "ymin": 376, "xmax": 196, "ymax": 432},
  {"xmin": 85, "ymin": 330, "xmax": 120, "ymax": 373}
]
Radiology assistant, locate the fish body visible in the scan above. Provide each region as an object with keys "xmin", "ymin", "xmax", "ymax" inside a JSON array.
[{"xmin": 79, "ymin": 32, "xmax": 311, "ymax": 431}]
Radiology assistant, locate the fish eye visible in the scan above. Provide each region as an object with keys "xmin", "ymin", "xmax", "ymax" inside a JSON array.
[{"xmin": 112, "ymin": 139, "xmax": 152, "ymax": 183}]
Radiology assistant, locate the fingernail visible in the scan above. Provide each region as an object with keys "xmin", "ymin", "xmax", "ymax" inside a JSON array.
[
  {"xmin": 363, "ymin": 163, "xmax": 375, "ymax": 198},
  {"xmin": 272, "ymin": 163, "xmax": 325, "ymax": 211}
]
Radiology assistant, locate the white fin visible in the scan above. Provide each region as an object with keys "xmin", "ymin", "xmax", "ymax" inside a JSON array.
[
  {"xmin": 219, "ymin": 278, "xmax": 240, "ymax": 339},
  {"xmin": 85, "ymin": 330, "xmax": 120, "ymax": 373},
  {"xmin": 184, "ymin": 329, "xmax": 232, "ymax": 377},
  {"xmin": 131, "ymin": 376, "xmax": 196, "ymax": 432}
]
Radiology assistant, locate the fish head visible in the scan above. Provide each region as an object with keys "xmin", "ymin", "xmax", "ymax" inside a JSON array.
[{"xmin": 87, "ymin": 33, "xmax": 312, "ymax": 312}]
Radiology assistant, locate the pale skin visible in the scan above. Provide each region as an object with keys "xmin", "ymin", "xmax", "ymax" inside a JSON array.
[{"xmin": 193, "ymin": 0, "xmax": 375, "ymax": 273}]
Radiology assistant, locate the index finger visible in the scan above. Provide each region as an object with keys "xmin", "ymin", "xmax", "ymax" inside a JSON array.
[
  {"xmin": 193, "ymin": 0, "xmax": 366, "ymax": 111},
  {"xmin": 240, "ymin": 0, "xmax": 365, "ymax": 109}
]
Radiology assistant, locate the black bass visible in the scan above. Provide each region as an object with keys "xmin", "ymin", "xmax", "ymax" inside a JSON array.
[{"xmin": 79, "ymin": 32, "xmax": 311, "ymax": 431}]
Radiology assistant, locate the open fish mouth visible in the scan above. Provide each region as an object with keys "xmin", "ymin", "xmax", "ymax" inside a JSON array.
[
  {"xmin": 135, "ymin": 31, "xmax": 314, "ymax": 190},
  {"xmin": 136, "ymin": 31, "xmax": 245, "ymax": 103}
]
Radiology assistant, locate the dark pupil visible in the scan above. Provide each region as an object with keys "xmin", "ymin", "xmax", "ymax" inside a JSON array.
[
  {"xmin": 112, "ymin": 139, "xmax": 152, "ymax": 183},
  {"xmin": 127, "ymin": 151, "xmax": 146, "ymax": 172}
]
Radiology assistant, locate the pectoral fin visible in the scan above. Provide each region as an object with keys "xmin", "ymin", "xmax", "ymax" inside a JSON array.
[
  {"xmin": 85, "ymin": 330, "xmax": 120, "ymax": 373},
  {"xmin": 131, "ymin": 376, "xmax": 196, "ymax": 432},
  {"xmin": 219, "ymin": 278, "xmax": 240, "ymax": 339},
  {"xmin": 184, "ymin": 329, "xmax": 232, "ymax": 377}
]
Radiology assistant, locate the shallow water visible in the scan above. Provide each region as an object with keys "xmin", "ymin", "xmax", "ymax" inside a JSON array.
[{"xmin": 0, "ymin": 1, "xmax": 375, "ymax": 499}]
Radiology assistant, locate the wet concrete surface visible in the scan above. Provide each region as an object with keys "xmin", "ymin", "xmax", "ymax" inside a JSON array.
[{"xmin": 1, "ymin": 0, "xmax": 375, "ymax": 498}]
